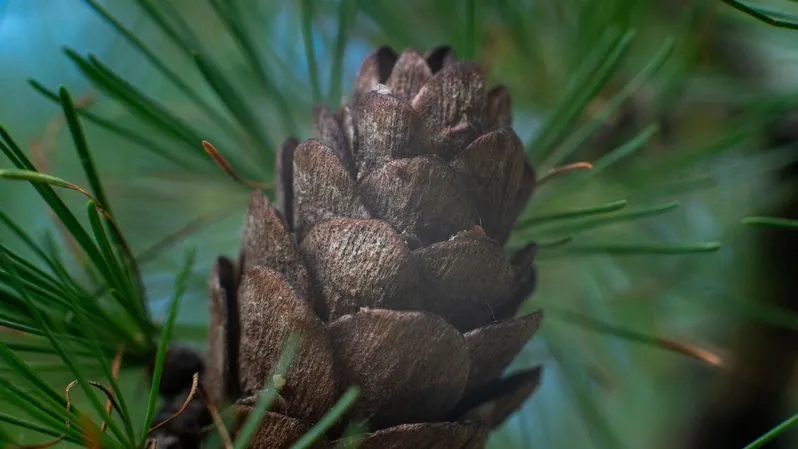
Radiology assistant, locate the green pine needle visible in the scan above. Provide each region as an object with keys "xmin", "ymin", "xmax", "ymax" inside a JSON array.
[
  {"xmin": 547, "ymin": 337, "xmax": 625, "ymax": 449},
  {"xmin": 0, "ymin": 168, "xmax": 87, "ymax": 192},
  {"xmin": 52, "ymin": 225, "xmax": 137, "ymax": 441},
  {"xmin": 191, "ymin": 50, "xmax": 275, "ymax": 170},
  {"xmin": 541, "ymin": 241, "xmax": 722, "ymax": 257},
  {"xmin": 129, "ymin": 0, "xmax": 189, "ymax": 53},
  {"xmin": 0, "ymin": 136, "xmax": 115, "ymax": 288},
  {"xmin": 0, "ymin": 247, "xmax": 131, "ymax": 447},
  {"xmin": 207, "ymin": 0, "xmax": 300, "ymax": 137},
  {"xmin": 85, "ymin": 202, "xmax": 138, "ymax": 319},
  {"xmin": 0, "ymin": 343, "xmax": 69, "ymax": 418},
  {"xmin": 742, "ymin": 412, "xmax": 798, "ymax": 449},
  {"xmin": 720, "ymin": 0, "xmax": 798, "ymax": 30},
  {"xmin": 464, "ymin": 0, "xmax": 477, "ymax": 60},
  {"xmin": 60, "ymin": 87, "xmax": 113, "ymax": 215},
  {"xmin": 0, "ymin": 168, "xmax": 152, "ymax": 347},
  {"xmin": 539, "ymin": 201, "xmax": 680, "ymax": 237},
  {"xmin": 28, "ymin": 80, "xmax": 189, "ymax": 168},
  {"xmin": 591, "ymin": 124, "xmax": 659, "ymax": 173},
  {"xmin": 541, "ymin": 37, "xmax": 674, "ymax": 171},
  {"xmin": 0, "ymin": 386, "xmax": 83, "ymax": 444},
  {"xmin": 330, "ymin": 0, "xmax": 357, "ymax": 108},
  {"xmin": 0, "ymin": 210, "xmax": 77, "ymax": 287},
  {"xmin": 518, "ymin": 200, "xmax": 629, "ymax": 228},
  {"xmin": 62, "ymin": 49, "xmax": 209, "ymax": 163},
  {"xmin": 529, "ymin": 28, "xmax": 635, "ymax": 159},
  {"xmin": 546, "ymin": 305, "xmax": 721, "ymax": 365},
  {"xmin": 140, "ymin": 248, "xmax": 195, "ymax": 446},
  {"xmin": 80, "ymin": 0, "xmax": 243, "ymax": 141},
  {"xmin": 741, "ymin": 216, "xmax": 798, "ymax": 228},
  {"xmin": 300, "ymin": 0, "xmax": 322, "ymax": 104},
  {"xmin": 289, "ymin": 387, "xmax": 361, "ymax": 449},
  {"xmin": 62, "ymin": 85, "xmax": 148, "ymax": 322},
  {"xmin": 0, "ymin": 411, "xmax": 79, "ymax": 445}
]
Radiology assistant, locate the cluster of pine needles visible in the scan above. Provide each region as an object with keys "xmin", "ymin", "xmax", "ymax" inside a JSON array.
[{"xmin": 0, "ymin": 0, "xmax": 797, "ymax": 448}]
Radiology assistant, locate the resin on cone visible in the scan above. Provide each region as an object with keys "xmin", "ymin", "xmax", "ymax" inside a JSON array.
[{"xmin": 206, "ymin": 45, "xmax": 543, "ymax": 448}]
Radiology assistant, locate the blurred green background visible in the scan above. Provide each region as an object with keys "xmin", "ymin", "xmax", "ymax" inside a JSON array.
[{"xmin": 1, "ymin": 0, "xmax": 797, "ymax": 448}]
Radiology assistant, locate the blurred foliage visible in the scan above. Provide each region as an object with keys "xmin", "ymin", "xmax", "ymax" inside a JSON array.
[{"xmin": 1, "ymin": 0, "xmax": 797, "ymax": 448}]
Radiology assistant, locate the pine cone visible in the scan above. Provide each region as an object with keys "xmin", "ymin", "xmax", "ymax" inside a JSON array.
[{"xmin": 205, "ymin": 46, "xmax": 543, "ymax": 448}]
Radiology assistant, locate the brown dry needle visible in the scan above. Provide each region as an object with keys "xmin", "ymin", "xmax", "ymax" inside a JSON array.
[
  {"xmin": 199, "ymin": 384, "xmax": 234, "ymax": 449},
  {"xmin": 657, "ymin": 338, "xmax": 724, "ymax": 368},
  {"xmin": 101, "ymin": 345, "xmax": 125, "ymax": 434},
  {"xmin": 537, "ymin": 161, "xmax": 594, "ymax": 185},
  {"xmin": 147, "ymin": 373, "xmax": 201, "ymax": 435},
  {"xmin": 201, "ymin": 140, "xmax": 271, "ymax": 190}
]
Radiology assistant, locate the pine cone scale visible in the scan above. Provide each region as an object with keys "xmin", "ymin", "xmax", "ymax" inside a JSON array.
[
  {"xmin": 328, "ymin": 309, "xmax": 469, "ymax": 428},
  {"xmin": 450, "ymin": 128, "xmax": 533, "ymax": 244},
  {"xmin": 232, "ymin": 411, "xmax": 325, "ymax": 449},
  {"xmin": 353, "ymin": 90, "xmax": 428, "ymax": 174},
  {"xmin": 299, "ymin": 217, "xmax": 420, "ymax": 320},
  {"xmin": 462, "ymin": 311, "xmax": 543, "ymax": 392},
  {"xmin": 359, "ymin": 156, "xmax": 479, "ymax": 246},
  {"xmin": 292, "ymin": 139, "xmax": 369, "ymax": 240},
  {"xmin": 237, "ymin": 267, "xmax": 338, "ymax": 422},
  {"xmin": 240, "ymin": 191, "xmax": 310, "ymax": 298},
  {"xmin": 354, "ymin": 46, "xmax": 399, "ymax": 99},
  {"xmin": 454, "ymin": 367, "xmax": 542, "ymax": 429},
  {"xmin": 344, "ymin": 421, "xmax": 488, "ymax": 449},
  {"xmin": 386, "ymin": 49, "xmax": 433, "ymax": 101}
]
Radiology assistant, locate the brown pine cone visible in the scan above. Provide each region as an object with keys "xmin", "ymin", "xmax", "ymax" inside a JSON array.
[{"xmin": 205, "ymin": 46, "xmax": 543, "ymax": 448}]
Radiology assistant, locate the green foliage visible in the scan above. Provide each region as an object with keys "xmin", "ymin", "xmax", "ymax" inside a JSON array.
[
  {"xmin": 743, "ymin": 412, "xmax": 798, "ymax": 449},
  {"xmin": 742, "ymin": 216, "xmax": 798, "ymax": 228},
  {"xmin": 140, "ymin": 250, "xmax": 194, "ymax": 446},
  {"xmin": 720, "ymin": 0, "xmax": 798, "ymax": 30},
  {"xmin": 0, "ymin": 0, "xmax": 796, "ymax": 447}
]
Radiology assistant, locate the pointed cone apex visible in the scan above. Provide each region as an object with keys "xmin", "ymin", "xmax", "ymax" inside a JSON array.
[
  {"xmin": 388, "ymin": 49, "xmax": 434, "ymax": 102},
  {"xmin": 413, "ymin": 62, "xmax": 486, "ymax": 159}
]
